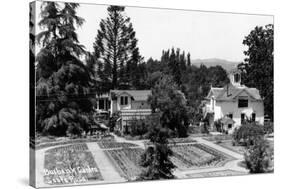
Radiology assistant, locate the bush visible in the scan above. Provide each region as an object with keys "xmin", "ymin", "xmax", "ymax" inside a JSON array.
[
  {"xmin": 108, "ymin": 112, "xmax": 120, "ymax": 132},
  {"xmin": 127, "ymin": 119, "xmax": 148, "ymax": 136},
  {"xmin": 233, "ymin": 122, "xmax": 264, "ymax": 146},
  {"xmin": 244, "ymin": 138, "xmax": 273, "ymax": 173},
  {"xmin": 263, "ymin": 122, "xmax": 273, "ymax": 134}
]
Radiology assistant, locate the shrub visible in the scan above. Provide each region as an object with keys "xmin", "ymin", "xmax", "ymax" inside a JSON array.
[
  {"xmin": 263, "ymin": 122, "xmax": 273, "ymax": 134},
  {"xmin": 108, "ymin": 112, "xmax": 120, "ymax": 132},
  {"xmin": 233, "ymin": 122, "xmax": 264, "ymax": 146},
  {"xmin": 244, "ymin": 138, "xmax": 273, "ymax": 173}
]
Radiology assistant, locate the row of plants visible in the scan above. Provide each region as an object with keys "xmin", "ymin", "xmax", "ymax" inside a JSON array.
[
  {"xmin": 98, "ymin": 142, "xmax": 138, "ymax": 149},
  {"xmin": 44, "ymin": 144, "xmax": 103, "ymax": 185},
  {"xmin": 170, "ymin": 144, "xmax": 230, "ymax": 170},
  {"xmin": 35, "ymin": 136, "xmax": 114, "ymax": 150},
  {"xmin": 145, "ymin": 137, "xmax": 196, "ymax": 146},
  {"xmin": 105, "ymin": 148, "xmax": 144, "ymax": 180},
  {"xmin": 46, "ymin": 143, "xmax": 89, "ymax": 154}
]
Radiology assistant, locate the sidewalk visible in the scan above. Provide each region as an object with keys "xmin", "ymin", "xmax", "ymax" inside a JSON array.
[{"xmin": 86, "ymin": 142, "xmax": 125, "ymax": 182}]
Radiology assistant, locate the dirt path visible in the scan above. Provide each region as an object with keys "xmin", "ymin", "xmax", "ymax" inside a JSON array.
[
  {"xmin": 111, "ymin": 133, "xmax": 146, "ymax": 149},
  {"xmin": 86, "ymin": 142, "xmax": 125, "ymax": 182}
]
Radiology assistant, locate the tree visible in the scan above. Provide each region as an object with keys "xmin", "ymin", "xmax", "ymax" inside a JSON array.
[
  {"xmin": 232, "ymin": 122, "xmax": 264, "ymax": 146},
  {"xmin": 36, "ymin": 2, "xmax": 94, "ymax": 136},
  {"xmin": 93, "ymin": 6, "xmax": 143, "ymax": 90},
  {"xmin": 148, "ymin": 74, "xmax": 192, "ymax": 137},
  {"xmin": 139, "ymin": 115, "xmax": 175, "ymax": 180},
  {"xmin": 244, "ymin": 138, "xmax": 273, "ymax": 173},
  {"xmin": 238, "ymin": 24, "xmax": 273, "ymax": 120}
]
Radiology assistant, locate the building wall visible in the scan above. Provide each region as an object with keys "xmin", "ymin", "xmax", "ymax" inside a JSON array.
[
  {"xmin": 213, "ymin": 99, "xmax": 264, "ymax": 133},
  {"xmin": 131, "ymin": 101, "xmax": 150, "ymax": 109}
]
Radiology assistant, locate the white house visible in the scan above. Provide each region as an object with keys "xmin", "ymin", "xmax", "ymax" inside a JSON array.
[
  {"xmin": 109, "ymin": 90, "xmax": 152, "ymax": 133},
  {"xmin": 202, "ymin": 69, "xmax": 264, "ymax": 133}
]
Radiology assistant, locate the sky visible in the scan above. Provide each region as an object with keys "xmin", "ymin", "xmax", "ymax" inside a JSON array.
[{"xmin": 36, "ymin": 2, "xmax": 273, "ymax": 62}]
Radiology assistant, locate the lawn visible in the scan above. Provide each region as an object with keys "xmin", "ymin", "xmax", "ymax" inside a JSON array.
[{"xmin": 44, "ymin": 143, "xmax": 103, "ymax": 185}]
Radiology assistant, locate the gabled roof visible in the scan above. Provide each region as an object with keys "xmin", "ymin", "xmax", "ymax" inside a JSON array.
[
  {"xmin": 206, "ymin": 83, "xmax": 262, "ymax": 101},
  {"xmin": 110, "ymin": 90, "xmax": 152, "ymax": 101}
]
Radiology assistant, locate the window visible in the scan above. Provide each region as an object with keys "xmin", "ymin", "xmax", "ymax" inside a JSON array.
[
  {"xmin": 120, "ymin": 96, "xmax": 128, "ymax": 105},
  {"xmin": 241, "ymin": 113, "xmax": 245, "ymax": 124},
  {"xmin": 228, "ymin": 124, "xmax": 232, "ymax": 129},
  {"xmin": 238, "ymin": 98, "xmax": 248, "ymax": 108},
  {"xmin": 234, "ymin": 73, "xmax": 240, "ymax": 83},
  {"xmin": 98, "ymin": 99, "xmax": 104, "ymax": 110},
  {"xmin": 252, "ymin": 113, "xmax": 256, "ymax": 122},
  {"xmin": 227, "ymin": 113, "xmax": 233, "ymax": 119}
]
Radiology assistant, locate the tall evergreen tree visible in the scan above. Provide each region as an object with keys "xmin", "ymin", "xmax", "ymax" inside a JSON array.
[
  {"xmin": 36, "ymin": 2, "xmax": 93, "ymax": 136},
  {"xmin": 187, "ymin": 52, "xmax": 191, "ymax": 66},
  {"xmin": 93, "ymin": 6, "xmax": 143, "ymax": 90}
]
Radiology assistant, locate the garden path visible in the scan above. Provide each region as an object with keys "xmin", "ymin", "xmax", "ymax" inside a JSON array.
[
  {"xmin": 86, "ymin": 142, "xmax": 126, "ymax": 183},
  {"xmin": 111, "ymin": 133, "xmax": 146, "ymax": 149},
  {"xmin": 194, "ymin": 137, "xmax": 243, "ymax": 159},
  {"xmin": 173, "ymin": 137, "xmax": 248, "ymax": 178}
]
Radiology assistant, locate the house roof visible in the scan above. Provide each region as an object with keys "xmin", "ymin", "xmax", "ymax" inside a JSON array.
[
  {"xmin": 207, "ymin": 83, "xmax": 262, "ymax": 101},
  {"xmin": 110, "ymin": 90, "xmax": 152, "ymax": 101}
]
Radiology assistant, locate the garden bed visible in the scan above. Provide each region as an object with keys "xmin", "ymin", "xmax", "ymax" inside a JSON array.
[
  {"xmin": 203, "ymin": 135, "xmax": 233, "ymax": 142},
  {"xmin": 170, "ymin": 143, "xmax": 232, "ymax": 170},
  {"xmin": 105, "ymin": 148, "xmax": 144, "ymax": 180},
  {"xmin": 145, "ymin": 137, "xmax": 197, "ymax": 146},
  {"xmin": 98, "ymin": 142, "xmax": 138, "ymax": 149},
  {"xmin": 185, "ymin": 169, "xmax": 247, "ymax": 178},
  {"xmin": 44, "ymin": 143, "xmax": 103, "ymax": 185},
  {"xmin": 36, "ymin": 135, "xmax": 114, "ymax": 150},
  {"xmin": 216, "ymin": 140, "xmax": 246, "ymax": 155}
]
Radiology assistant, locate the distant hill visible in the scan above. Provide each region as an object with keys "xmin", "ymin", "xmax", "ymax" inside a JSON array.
[{"xmin": 191, "ymin": 58, "xmax": 240, "ymax": 72}]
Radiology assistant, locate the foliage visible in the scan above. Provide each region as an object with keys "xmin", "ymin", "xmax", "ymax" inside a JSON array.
[
  {"xmin": 36, "ymin": 2, "xmax": 94, "ymax": 136},
  {"xmin": 244, "ymin": 138, "xmax": 273, "ymax": 173},
  {"xmin": 93, "ymin": 6, "xmax": 145, "ymax": 90},
  {"xmin": 125, "ymin": 118, "xmax": 148, "ymax": 136},
  {"xmin": 232, "ymin": 122, "xmax": 264, "ymax": 146},
  {"xmin": 148, "ymin": 74, "xmax": 192, "ymax": 137},
  {"xmin": 238, "ymin": 24, "xmax": 274, "ymax": 120},
  {"xmin": 263, "ymin": 122, "xmax": 274, "ymax": 134},
  {"xmin": 138, "ymin": 124, "xmax": 175, "ymax": 180}
]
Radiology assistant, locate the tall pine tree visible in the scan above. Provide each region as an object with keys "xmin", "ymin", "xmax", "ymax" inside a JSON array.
[
  {"xmin": 93, "ymin": 6, "xmax": 143, "ymax": 90},
  {"xmin": 36, "ymin": 2, "xmax": 94, "ymax": 136}
]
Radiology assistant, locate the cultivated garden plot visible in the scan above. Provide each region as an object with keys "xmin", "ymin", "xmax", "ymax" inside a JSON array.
[
  {"xmin": 103, "ymin": 142, "xmax": 233, "ymax": 181},
  {"xmin": 185, "ymin": 169, "xmax": 247, "ymax": 178},
  {"xmin": 170, "ymin": 144, "xmax": 232, "ymax": 171},
  {"xmin": 98, "ymin": 141, "xmax": 138, "ymax": 149},
  {"xmin": 105, "ymin": 148, "xmax": 144, "ymax": 180},
  {"xmin": 44, "ymin": 144, "xmax": 103, "ymax": 185}
]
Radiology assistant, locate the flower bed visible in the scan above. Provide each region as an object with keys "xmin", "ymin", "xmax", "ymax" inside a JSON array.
[
  {"xmin": 105, "ymin": 148, "xmax": 144, "ymax": 180},
  {"xmin": 203, "ymin": 135, "xmax": 233, "ymax": 142},
  {"xmin": 36, "ymin": 136, "xmax": 114, "ymax": 150},
  {"xmin": 171, "ymin": 143, "xmax": 231, "ymax": 170},
  {"xmin": 98, "ymin": 142, "xmax": 138, "ymax": 149},
  {"xmin": 145, "ymin": 137, "xmax": 196, "ymax": 146},
  {"xmin": 185, "ymin": 169, "xmax": 247, "ymax": 178},
  {"xmin": 44, "ymin": 143, "xmax": 103, "ymax": 185}
]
